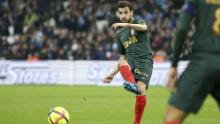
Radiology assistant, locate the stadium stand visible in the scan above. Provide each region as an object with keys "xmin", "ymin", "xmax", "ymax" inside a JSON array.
[{"xmin": 0, "ymin": 0, "xmax": 185, "ymax": 61}]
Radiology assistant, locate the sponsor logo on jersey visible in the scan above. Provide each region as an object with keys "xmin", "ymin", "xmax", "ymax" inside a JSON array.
[
  {"xmin": 134, "ymin": 68, "xmax": 148, "ymax": 80},
  {"xmin": 123, "ymin": 35, "xmax": 138, "ymax": 48},
  {"xmin": 206, "ymin": 0, "xmax": 220, "ymax": 4}
]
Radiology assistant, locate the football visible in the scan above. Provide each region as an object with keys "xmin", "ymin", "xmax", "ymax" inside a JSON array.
[{"xmin": 48, "ymin": 107, "xmax": 70, "ymax": 124}]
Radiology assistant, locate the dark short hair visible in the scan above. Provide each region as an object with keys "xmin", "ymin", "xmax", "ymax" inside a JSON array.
[{"xmin": 116, "ymin": 1, "xmax": 133, "ymax": 11}]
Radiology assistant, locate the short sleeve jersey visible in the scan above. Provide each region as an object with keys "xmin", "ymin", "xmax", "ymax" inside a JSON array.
[{"xmin": 117, "ymin": 17, "xmax": 152, "ymax": 61}]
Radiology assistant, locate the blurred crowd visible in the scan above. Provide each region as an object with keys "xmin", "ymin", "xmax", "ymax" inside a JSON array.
[{"xmin": 0, "ymin": 0, "xmax": 185, "ymax": 62}]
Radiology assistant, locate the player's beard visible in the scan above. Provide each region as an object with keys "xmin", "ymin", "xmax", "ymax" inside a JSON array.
[{"xmin": 121, "ymin": 15, "xmax": 132, "ymax": 23}]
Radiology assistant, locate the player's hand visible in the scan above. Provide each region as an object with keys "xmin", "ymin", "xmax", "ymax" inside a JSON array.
[
  {"xmin": 166, "ymin": 67, "xmax": 177, "ymax": 93},
  {"xmin": 111, "ymin": 23, "xmax": 129, "ymax": 30},
  {"xmin": 103, "ymin": 74, "xmax": 114, "ymax": 83}
]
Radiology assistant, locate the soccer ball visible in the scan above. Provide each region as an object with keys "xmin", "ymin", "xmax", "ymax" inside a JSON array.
[{"xmin": 48, "ymin": 107, "xmax": 70, "ymax": 124}]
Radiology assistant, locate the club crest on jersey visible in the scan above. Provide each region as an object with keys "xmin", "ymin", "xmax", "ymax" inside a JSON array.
[{"xmin": 131, "ymin": 29, "xmax": 135, "ymax": 35}]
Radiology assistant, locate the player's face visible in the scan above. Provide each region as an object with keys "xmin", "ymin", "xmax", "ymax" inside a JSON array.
[{"xmin": 117, "ymin": 7, "xmax": 133, "ymax": 23}]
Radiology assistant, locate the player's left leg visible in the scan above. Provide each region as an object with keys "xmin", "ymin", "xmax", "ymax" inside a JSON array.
[
  {"xmin": 131, "ymin": 60, "xmax": 153, "ymax": 124},
  {"xmin": 164, "ymin": 105, "xmax": 188, "ymax": 124},
  {"xmin": 164, "ymin": 54, "xmax": 211, "ymax": 124},
  {"xmin": 133, "ymin": 81, "xmax": 147, "ymax": 124}
]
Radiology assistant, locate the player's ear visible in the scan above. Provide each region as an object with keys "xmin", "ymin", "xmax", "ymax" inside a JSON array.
[
  {"xmin": 130, "ymin": 10, "xmax": 133, "ymax": 17},
  {"xmin": 116, "ymin": 11, "xmax": 120, "ymax": 18}
]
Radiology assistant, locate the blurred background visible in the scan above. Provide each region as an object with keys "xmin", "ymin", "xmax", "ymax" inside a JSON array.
[{"xmin": 0, "ymin": 0, "xmax": 191, "ymax": 62}]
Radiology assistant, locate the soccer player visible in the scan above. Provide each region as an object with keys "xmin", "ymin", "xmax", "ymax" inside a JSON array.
[
  {"xmin": 103, "ymin": 1, "xmax": 153, "ymax": 124},
  {"xmin": 165, "ymin": 0, "xmax": 220, "ymax": 124}
]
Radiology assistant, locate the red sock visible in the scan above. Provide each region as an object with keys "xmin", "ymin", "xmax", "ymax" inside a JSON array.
[
  {"xmin": 166, "ymin": 121, "xmax": 181, "ymax": 124},
  {"xmin": 134, "ymin": 95, "xmax": 146, "ymax": 124},
  {"xmin": 119, "ymin": 65, "xmax": 135, "ymax": 83}
]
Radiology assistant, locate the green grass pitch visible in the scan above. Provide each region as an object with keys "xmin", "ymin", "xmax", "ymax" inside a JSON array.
[{"xmin": 0, "ymin": 85, "xmax": 219, "ymax": 124}]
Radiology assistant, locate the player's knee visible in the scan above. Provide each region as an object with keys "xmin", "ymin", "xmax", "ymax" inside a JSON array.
[
  {"xmin": 164, "ymin": 120, "xmax": 181, "ymax": 124},
  {"xmin": 164, "ymin": 105, "xmax": 188, "ymax": 124},
  {"xmin": 119, "ymin": 62, "xmax": 129, "ymax": 67},
  {"xmin": 118, "ymin": 58, "xmax": 129, "ymax": 67},
  {"xmin": 137, "ymin": 81, "xmax": 147, "ymax": 95}
]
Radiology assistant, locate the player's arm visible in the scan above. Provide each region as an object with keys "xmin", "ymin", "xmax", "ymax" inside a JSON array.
[
  {"xmin": 103, "ymin": 36, "xmax": 126, "ymax": 83},
  {"xmin": 103, "ymin": 55, "xmax": 125, "ymax": 83},
  {"xmin": 167, "ymin": 1, "xmax": 196, "ymax": 92},
  {"xmin": 127, "ymin": 22, "xmax": 147, "ymax": 31},
  {"xmin": 171, "ymin": 1, "xmax": 196, "ymax": 68},
  {"xmin": 112, "ymin": 55, "xmax": 126, "ymax": 74},
  {"xmin": 111, "ymin": 19, "xmax": 147, "ymax": 32}
]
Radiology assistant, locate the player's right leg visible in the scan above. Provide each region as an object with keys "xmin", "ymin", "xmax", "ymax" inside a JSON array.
[{"xmin": 118, "ymin": 58, "xmax": 142, "ymax": 95}]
